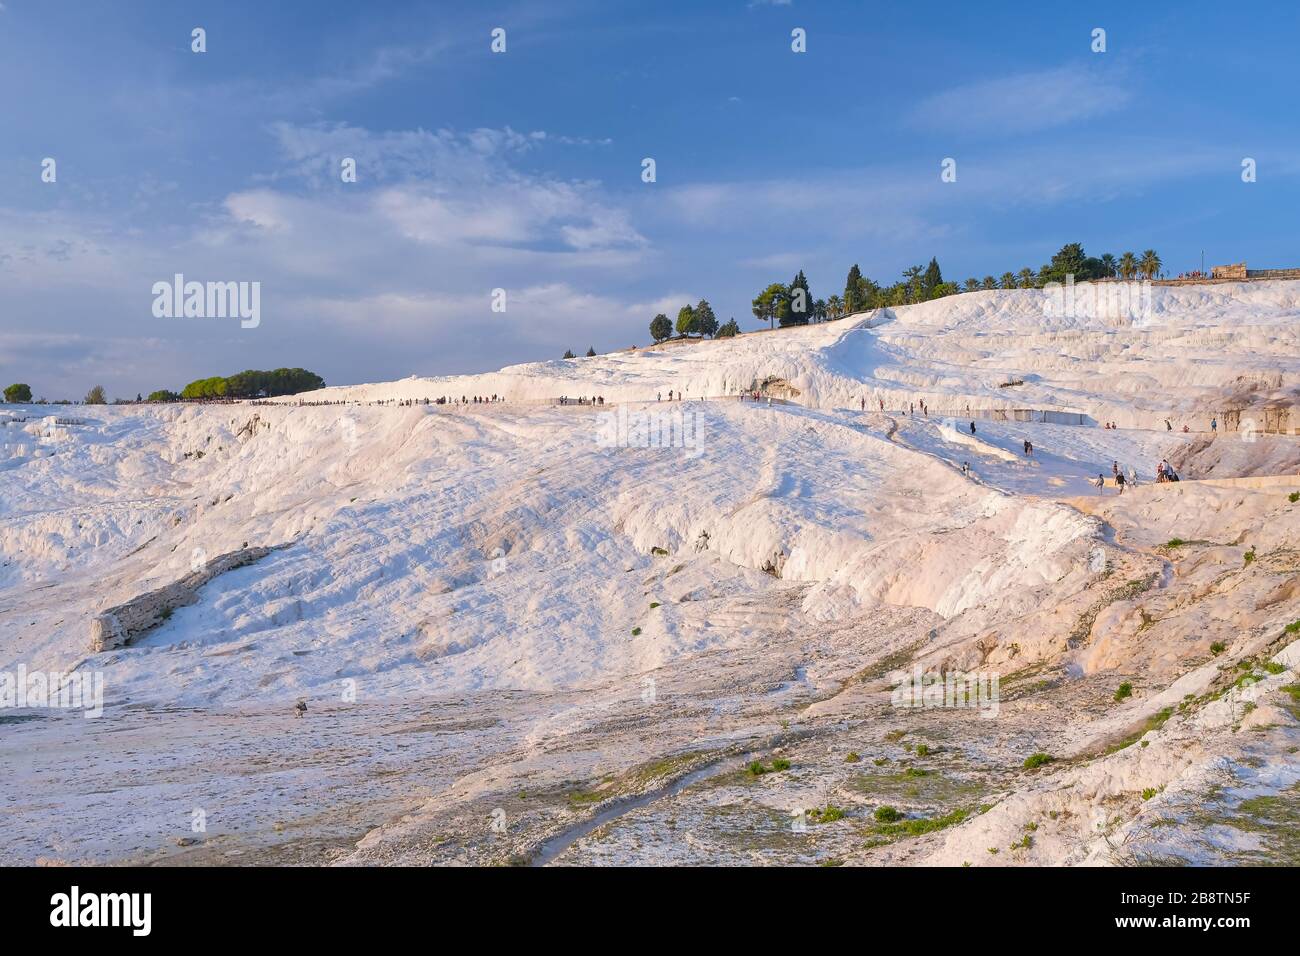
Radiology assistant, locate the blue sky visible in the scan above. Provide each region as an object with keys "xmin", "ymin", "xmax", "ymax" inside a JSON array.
[{"xmin": 3, "ymin": 0, "xmax": 1299, "ymax": 398}]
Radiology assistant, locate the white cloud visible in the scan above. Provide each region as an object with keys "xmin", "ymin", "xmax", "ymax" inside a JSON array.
[{"xmin": 910, "ymin": 65, "xmax": 1131, "ymax": 135}]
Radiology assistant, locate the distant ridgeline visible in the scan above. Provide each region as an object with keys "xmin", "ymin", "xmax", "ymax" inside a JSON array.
[{"xmin": 177, "ymin": 368, "xmax": 325, "ymax": 400}]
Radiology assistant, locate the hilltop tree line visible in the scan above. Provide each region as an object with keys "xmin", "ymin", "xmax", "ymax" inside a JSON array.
[
  {"xmin": 646, "ymin": 299, "xmax": 740, "ymax": 345},
  {"xmin": 834, "ymin": 244, "xmax": 1165, "ymax": 317},
  {"xmin": 3, "ymin": 369, "xmax": 326, "ymax": 405},
  {"xmin": 179, "ymin": 368, "xmax": 326, "ymax": 399},
  {"xmin": 629, "ymin": 243, "xmax": 1166, "ymax": 348}
]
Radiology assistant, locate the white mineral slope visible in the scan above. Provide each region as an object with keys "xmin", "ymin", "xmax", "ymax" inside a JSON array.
[
  {"xmin": 3, "ymin": 280, "xmax": 1300, "ymax": 867},
  {"xmin": 0, "ymin": 398, "xmax": 1103, "ymax": 709},
  {"xmin": 277, "ymin": 281, "xmax": 1300, "ymax": 430}
]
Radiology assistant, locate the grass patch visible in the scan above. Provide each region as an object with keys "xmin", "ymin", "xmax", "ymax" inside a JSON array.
[
  {"xmin": 871, "ymin": 807, "xmax": 973, "ymax": 839},
  {"xmin": 1023, "ymin": 752, "xmax": 1054, "ymax": 770},
  {"xmin": 848, "ymin": 769, "xmax": 985, "ymax": 804},
  {"xmin": 844, "ymin": 751, "xmax": 861, "ymax": 763},
  {"xmin": 746, "ymin": 758, "xmax": 791, "ymax": 777},
  {"xmin": 1114, "ymin": 682, "xmax": 1133, "ymax": 702},
  {"xmin": 854, "ymin": 642, "xmax": 924, "ymax": 685},
  {"xmin": 1211, "ymin": 641, "xmax": 1227, "ymax": 656}
]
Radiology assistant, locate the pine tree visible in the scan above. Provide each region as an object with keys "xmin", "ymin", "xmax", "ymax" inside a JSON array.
[
  {"xmin": 844, "ymin": 264, "xmax": 864, "ymax": 313},
  {"xmin": 649, "ymin": 313, "xmax": 673, "ymax": 342},
  {"xmin": 585, "ymin": 347, "xmax": 596, "ymax": 357},
  {"xmin": 752, "ymin": 282, "xmax": 786, "ymax": 329},
  {"xmin": 922, "ymin": 257, "xmax": 943, "ymax": 295},
  {"xmin": 694, "ymin": 299, "xmax": 719, "ymax": 337},
  {"xmin": 783, "ymin": 270, "xmax": 812, "ymax": 326},
  {"xmin": 675, "ymin": 304, "xmax": 698, "ymax": 336}
]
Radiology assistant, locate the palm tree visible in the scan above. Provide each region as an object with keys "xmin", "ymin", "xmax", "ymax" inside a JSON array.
[
  {"xmin": 1118, "ymin": 252, "xmax": 1137, "ymax": 280},
  {"xmin": 812, "ymin": 298, "xmax": 827, "ymax": 323},
  {"xmin": 1100, "ymin": 253, "xmax": 1117, "ymax": 278},
  {"xmin": 1017, "ymin": 268, "xmax": 1035, "ymax": 289},
  {"xmin": 1138, "ymin": 249, "xmax": 1161, "ymax": 280},
  {"xmin": 826, "ymin": 294, "xmax": 843, "ymax": 320},
  {"xmin": 1000, "ymin": 272, "xmax": 1017, "ymax": 289},
  {"xmin": 964, "ymin": 277, "xmax": 980, "ymax": 292},
  {"xmin": 982, "ymin": 276, "xmax": 997, "ymax": 290}
]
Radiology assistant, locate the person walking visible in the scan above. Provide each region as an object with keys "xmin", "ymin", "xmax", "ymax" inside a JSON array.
[{"xmin": 969, "ymin": 421, "xmax": 976, "ymax": 435}]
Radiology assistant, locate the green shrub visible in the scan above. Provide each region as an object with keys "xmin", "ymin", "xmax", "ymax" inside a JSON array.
[
  {"xmin": 3, "ymin": 383, "xmax": 32, "ymax": 403},
  {"xmin": 1023, "ymin": 752, "xmax": 1054, "ymax": 770},
  {"xmin": 1114, "ymin": 682, "xmax": 1133, "ymax": 702},
  {"xmin": 1210, "ymin": 641, "xmax": 1227, "ymax": 656},
  {"xmin": 808, "ymin": 805, "xmax": 845, "ymax": 824},
  {"xmin": 1289, "ymin": 492, "xmax": 1299, "ymax": 504},
  {"xmin": 874, "ymin": 805, "xmax": 902, "ymax": 823},
  {"xmin": 915, "ymin": 744, "xmax": 932, "ymax": 757},
  {"xmin": 844, "ymin": 752, "xmax": 861, "ymax": 763},
  {"xmin": 631, "ymin": 627, "xmax": 641, "ymax": 636}
]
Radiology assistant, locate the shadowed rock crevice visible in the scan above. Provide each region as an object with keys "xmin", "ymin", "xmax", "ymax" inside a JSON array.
[{"xmin": 89, "ymin": 546, "xmax": 278, "ymax": 652}]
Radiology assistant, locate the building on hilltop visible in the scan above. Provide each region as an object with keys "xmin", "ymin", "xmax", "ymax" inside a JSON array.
[{"xmin": 1211, "ymin": 261, "xmax": 1300, "ymax": 280}]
